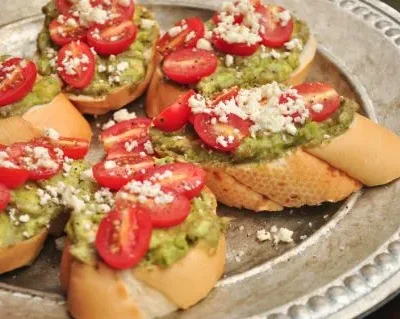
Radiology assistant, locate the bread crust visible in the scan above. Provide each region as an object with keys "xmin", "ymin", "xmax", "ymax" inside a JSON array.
[
  {"xmin": 68, "ymin": 18, "xmax": 160, "ymax": 115},
  {"xmin": 306, "ymin": 114, "xmax": 400, "ymax": 186},
  {"xmin": 0, "ymin": 229, "xmax": 47, "ymax": 274},
  {"xmin": 145, "ymin": 35, "xmax": 317, "ymax": 118},
  {"xmin": 22, "ymin": 93, "xmax": 93, "ymax": 141}
]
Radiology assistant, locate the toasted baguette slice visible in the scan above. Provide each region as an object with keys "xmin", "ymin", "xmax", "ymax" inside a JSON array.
[
  {"xmin": 67, "ymin": 22, "xmax": 160, "ymax": 115},
  {"xmin": 0, "ymin": 117, "xmax": 41, "ymax": 145},
  {"xmin": 61, "ymin": 237, "xmax": 226, "ymax": 319},
  {"xmin": 306, "ymin": 114, "xmax": 400, "ymax": 186},
  {"xmin": 0, "ymin": 229, "xmax": 47, "ymax": 274},
  {"xmin": 145, "ymin": 35, "xmax": 317, "ymax": 118},
  {"xmin": 22, "ymin": 93, "xmax": 93, "ymax": 141}
]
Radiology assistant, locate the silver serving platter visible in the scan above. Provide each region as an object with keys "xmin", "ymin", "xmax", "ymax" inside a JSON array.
[{"xmin": 1, "ymin": 0, "xmax": 400, "ymax": 318}]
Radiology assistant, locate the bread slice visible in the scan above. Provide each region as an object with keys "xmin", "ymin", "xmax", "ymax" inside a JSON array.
[
  {"xmin": 67, "ymin": 17, "xmax": 160, "ymax": 115},
  {"xmin": 61, "ymin": 237, "xmax": 226, "ymax": 319},
  {"xmin": 0, "ymin": 229, "xmax": 47, "ymax": 274},
  {"xmin": 145, "ymin": 35, "xmax": 317, "ymax": 118},
  {"xmin": 0, "ymin": 117, "xmax": 41, "ymax": 145}
]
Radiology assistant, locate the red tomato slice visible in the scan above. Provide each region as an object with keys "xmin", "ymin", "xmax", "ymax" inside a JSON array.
[
  {"xmin": 88, "ymin": 19, "xmax": 137, "ymax": 56},
  {"xmin": 0, "ymin": 58, "xmax": 37, "ymax": 107},
  {"xmin": 163, "ymin": 48, "xmax": 218, "ymax": 85},
  {"xmin": 93, "ymin": 155, "xmax": 155, "ymax": 190},
  {"xmin": 7, "ymin": 143, "xmax": 62, "ymax": 181},
  {"xmin": 211, "ymin": 34, "xmax": 260, "ymax": 57},
  {"xmin": 211, "ymin": 86, "xmax": 240, "ymax": 106},
  {"xmin": 212, "ymin": 12, "xmax": 244, "ymax": 25},
  {"xmin": 100, "ymin": 118, "xmax": 151, "ymax": 151},
  {"xmin": 101, "ymin": 0, "xmax": 135, "ymax": 20},
  {"xmin": 153, "ymin": 90, "xmax": 195, "ymax": 132},
  {"xmin": 57, "ymin": 41, "xmax": 95, "ymax": 89},
  {"xmin": 49, "ymin": 15, "xmax": 87, "ymax": 46},
  {"xmin": 0, "ymin": 166, "xmax": 29, "ymax": 189},
  {"xmin": 256, "ymin": 5, "xmax": 294, "ymax": 48},
  {"xmin": 193, "ymin": 113, "xmax": 252, "ymax": 152},
  {"xmin": 96, "ymin": 207, "xmax": 152, "ymax": 269},
  {"xmin": 157, "ymin": 17, "xmax": 205, "ymax": 56},
  {"xmin": 116, "ymin": 184, "xmax": 190, "ymax": 228},
  {"xmin": 0, "ymin": 184, "xmax": 10, "ymax": 212},
  {"xmin": 106, "ymin": 142, "xmax": 148, "ymax": 160},
  {"xmin": 56, "ymin": 0, "xmax": 72, "ymax": 15},
  {"xmin": 294, "ymin": 82, "xmax": 341, "ymax": 122},
  {"xmin": 140, "ymin": 163, "xmax": 206, "ymax": 199},
  {"xmin": 35, "ymin": 137, "xmax": 89, "ymax": 160}
]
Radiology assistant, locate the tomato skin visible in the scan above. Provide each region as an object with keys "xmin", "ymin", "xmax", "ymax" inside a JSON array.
[
  {"xmin": 116, "ymin": 186, "xmax": 191, "ymax": 228},
  {"xmin": 100, "ymin": 118, "xmax": 152, "ymax": 151},
  {"xmin": 193, "ymin": 113, "xmax": 252, "ymax": 152},
  {"xmin": 87, "ymin": 19, "xmax": 137, "ymax": 56},
  {"xmin": 106, "ymin": 142, "xmax": 148, "ymax": 160},
  {"xmin": 294, "ymin": 82, "xmax": 341, "ymax": 122},
  {"xmin": 57, "ymin": 41, "xmax": 95, "ymax": 89},
  {"xmin": 0, "ymin": 167, "xmax": 29, "ymax": 189},
  {"xmin": 140, "ymin": 163, "xmax": 206, "ymax": 199},
  {"xmin": 0, "ymin": 58, "xmax": 37, "ymax": 107},
  {"xmin": 96, "ymin": 207, "xmax": 152, "ymax": 269},
  {"xmin": 101, "ymin": 0, "xmax": 135, "ymax": 20},
  {"xmin": 157, "ymin": 17, "xmax": 205, "ymax": 56},
  {"xmin": 153, "ymin": 90, "xmax": 195, "ymax": 132},
  {"xmin": 256, "ymin": 5, "xmax": 294, "ymax": 48},
  {"xmin": 212, "ymin": 12, "xmax": 244, "ymax": 25},
  {"xmin": 49, "ymin": 15, "xmax": 87, "ymax": 46},
  {"xmin": 0, "ymin": 184, "xmax": 10, "ymax": 212},
  {"xmin": 211, "ymin": 87, "xmax": 240, "ymax": 106},
  {"xmin": 163, "ymin": 48, "xmax": 218, "ymax": 85},
  {"xmin": 56, "ymin": 0, "xmax": 72, "ymax": 15},
  {"xmin": 211, "ymin": 34, "xmax": 260, "ymax": 57},
  {"xmin": 93, "ymin": 155, "xmax": 155, "ymax": 190},
  {"xmin": 35, "ymin": 137, "xmax": 89, "ymax": 160}
]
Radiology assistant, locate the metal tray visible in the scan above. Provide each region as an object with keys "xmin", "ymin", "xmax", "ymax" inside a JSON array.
[{"xmin": 1, "ymin": 0, "xmax": 400, "ymax": 318}]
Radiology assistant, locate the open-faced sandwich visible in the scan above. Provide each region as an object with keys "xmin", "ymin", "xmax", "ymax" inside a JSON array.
[
  {"xmin": 0, "ymin": 132, "xmax": 90, "ymax": 274},
  {"xmin": 0, "ymin": 56, "xmax": 92, "ymax": 142},
  {"xmin": 58, "ymin": 118, "xmax": 227, "ymax": 318},
  {"xmin": 36, "ymin": 0, "xmax": 160, "ymax": 115},
  {"xmin": 146, "ymin": 0, "xmax": 317, "ymax": 117},
  {"xmin": 149, "ymin": 82, "xmax": 400, "ymax": 212}
]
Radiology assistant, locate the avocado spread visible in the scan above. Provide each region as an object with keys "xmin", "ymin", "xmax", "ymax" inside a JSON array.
[
  {"xmin": 37, "ymin": 1, "xmax": 158, "ymax": 97},
  {"xmin": 150, "ymin": 98, "xmax": 358, "ymax": 165},
  {"xmin": 0, "ymin": 56, "xmax": 61, "ymax": 118}
]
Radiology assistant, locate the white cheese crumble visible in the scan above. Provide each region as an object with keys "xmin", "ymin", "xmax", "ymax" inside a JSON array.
[
  {"xmin": 312, "ymin": 103, "xmax": 324, "ymax": 113},
  {"xmin": 80, "ymin": 168, "xmax": 95, "ymax": 182},
  {"xmin": 123, "ymin": 180, "xmax": 174, "ymax": 205},
  {"xmin": 143, "ymin": 141, "xmax": 154, "ymax": 155},
  {"xmin": 118, "ymin": 0, "xmax": 131, "ymax": 7},
  {"xmin": 104, "ymin": 160, "xmax": 117, "ymax": 170},
  {"xmin": 168, "ymin": 25, "xmax": 187, "ymax": 37},
  {"xmin": 225, "ymin": 54, "xmax": 234, "ymax": 67},
  {"xmin": 284, "ymin": 38, "xmax": 303, "ymax": 51},
  {"xmin": 141, "ymin": 19, "xmax": 156, "ymax": 29},
  {"xmin": 257, "ymin": 226, "xmax": 294, "ymax": 245},
  {"xmin": 196, "ymin": 38, "xmax": 213, "ymax": 51},
  {"xmin": 185, "ymin": 31, "xmax": 196, "ymax": 42},
  {"xmin": 124, "ymin": 140, "xmax": 138, "ymax": 152},
  {"xmin": 276, "ymin": 10, "xmax": 291, "ymax": 27},
  {"xmin": 113, "ymin": 108, "xmax": 136, "ymax": 123},
  {"xmin": 44, "ymin": 128, "xmax": 60, "ymax": 140},
  {"xmin": 102, "ymin": 119, "xmax": 116, "ymax": 130}
]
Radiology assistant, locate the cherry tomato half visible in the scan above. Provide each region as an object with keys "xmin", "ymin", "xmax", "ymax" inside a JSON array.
[
  {"xmin": 101, "ymin": 0, "xmax": 135, "ymax": 20},
  {"xmin": 157, "ymin": 17, "xmax": 205, "ymax": 56},
  {"xmin": 211, "ymin": 86, "xmax": 240, "ymax": 107},
  {"xmin": 57, "ymin": 41, "xmax": 95, "ymax": 89},
  {"xmin": 93, "ymin": 155, "xmax": 155, "ymax": 190},
  {"xmin": 88, "ymin": 19, "xmax": 137, "ymax": 56},
  {"xmin": 0, "ymin": 58, "xmax": 37, "ymax": 107},
  {"xmin": 50, "ymin": 15, "xmax": 87, "ymax": 46},
  {"xmin": 96, "ymin": 207, "xmax": 152, "ymax": 269},
  {"xmin": 256, "ymin": 5, "xmax": 294, "ymax": 48},
  {"xmin": 100, "ymin": 118, "xmax": 152, "ymax": 151},
  {"xmin": 35, "ymin": 137, "xmax": 89, "ymax": 160},
  {"xmin": 193, "ymin": 113, "xmax": 252, "ymax": 152},
  {"xmin": 211, "ymin": 34, "xmax": 260, "ymax": 57},
  {"xmin": 0, "ymin": 184, "xmax": 10, "ymax": 212},
  {"xmin": 294, "ymin": 82, "xmax": 341, "ymax": 122},
  {"xmin": 56, "ymin": 0, "xmax": 72, "ymax": 15},
  {"xmin": 106, "ymin": 142, "xmax": 148, "ymax": 160},
  {"xmin": 140, "ymin": 163, "xmax": 206, "ymax": 199},
  {"xmin": 0, "ymin": 166, "xmax": 29, "ymax": 189},
  {"xmin": 163, "ymin": 48, "xmax": 218, "ymax": 85},
  {"xmin": 153, "ymin": 90, "xmax": 195, "ymax": 132},
  {"xmin": 116, "ymin": 183, "xmax": 191, "ymax": 228}
]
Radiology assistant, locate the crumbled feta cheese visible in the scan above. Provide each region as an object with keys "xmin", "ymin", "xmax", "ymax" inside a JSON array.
[
  {"xmin": 256, "ymin": 229, "xmax": 271, "ymax": 242},
  {"xmin": 168, "ymin": 25, "xmax": 185, "ymax": 37},
  {"xmin": 312, "ymin": 103, "xmax": 324, "ymax": 113},
  {"xmin": 225, "ymin": 54, "xmax": 234, "ymax": 67},
  {"xmin": 118, "ymin": 0, "xmax": 130, "ymax": 7},
  {"xmin": 185, "ymin": 31, "xmax": 196, "ymax": 42},
  {"xmin": 124, "ymin": 180, "xmax": 174, "ymax": 205},
  {"xmin": 44, "ymin": 128, "xmax": 60, "ymax": 140},
  {"xmin": 143, "ymin": 141, "xmax": 154, "ymax": 155},
  {"xmin": 102, "ymin": 120, "xmax": 116, "ymax": 130},
  {"xmin": 98, "ymin": 64, "xmax": 107, "ymax": 73},
  {"xmin": 19, "ymin": 214, "xmax": 30, "ymax": 223},
  {"xmin": 284, "ymin": 38, "xmax": 303, "ymax": 51},
  {"xmin": 276, "ymin": 10, "xmax": 291, "ymax": 27},
  {"xmin": 113, "ymin": 109, "xmax": 136, "ymax": 122},
  {"xmin": 196, "ymin": 38, "xmax": 213, "ymax": 51},
  {"xmin": 104, "ymin": 160, "xmax": 117, "ymax": 170},
  {"xmin": 141, "ymin": 19, "xmax": 156, "ymax": 29},
  {"xmin": 124, "ymin": 140, "xmax": 138, "ymax": 152}
]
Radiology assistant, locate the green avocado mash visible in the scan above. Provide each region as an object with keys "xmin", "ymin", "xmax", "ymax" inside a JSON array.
[
  {"xmin": 150, "ymin": 98, "xmax": 358, "ymax": 165},
  {"xmin": 37, "ymin": 1, "xmax": 158, "ymax": 97}
]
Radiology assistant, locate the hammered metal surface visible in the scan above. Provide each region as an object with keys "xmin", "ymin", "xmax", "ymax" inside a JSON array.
[{"xmin": 0, "ymin": 1, "xmax": 400, "ymax": 318}]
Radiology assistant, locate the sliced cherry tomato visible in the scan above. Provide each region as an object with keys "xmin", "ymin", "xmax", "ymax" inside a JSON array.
[
  {"xmin": 140, "ymin": 163, "xmax": 206, "ymax": 199},
  {"xmin": 0, "ymin": 166, "xmax": 29, "ymax": 189},
  {"xmin": 35, "ymin": 137, "xmax": 89, "ymax": 160},
  {"xmin": 0, "ymin": 58, "xmax": 37, "ymax": 107},
  {"xmin": 49, "ymin": 15, "xmax": 87, "ymax": 46},
  {"xmin": 100, "ymin": 118, "xmax": 151, "ymax": 151},
  {"xmin": 106, "ymin": 142, "xmax": 148, "ymax": 160},
  {"xmin": 88, "ymin": 19, "xmax": 137, "ymax": 55},
  {"xmin": 0, "ymin": 183, "xmax": 10, "ymax": 212},
  {"xmin": 211, "ymin": 86, "xmax": 240, "ymax": 106},
  {"xmin": 96, "ymin": 207, "xmax": 152, "ymax": 269},
  {"xmin": 153, "ymin": 90, "xmax": 195, "ymax": 132},
  {"xmin": 157, "ymin": 17, "xmax": 205, "ymax": 56},
  {"xmin": 7, "ymin": 143, "xmax": 62, "ymax": 181},
  {"xmin": 100, "ymin": 0, "xmax": 135, "ymax": 20},
  {"xmin": 256, "ymin": 5, "xmax": 294, "ymax": 48},
  {"xmin": 294, "ymin": 82, "xmax": 341, "ymax": 122},
  {"xmin": 193, "ymin": 113, "xmax": 251, "ymax": 152},
  {"xmin": 211, "ymin": 33, "xmax": 260, "ymax": 57},
  {"xmin": 116, "ymin": 183, "xmax": 190, "ymax": 228},
  {"xmin": 57, "ymin": 41, "xmax": 95, "ymax": 89},
  {"xmin": 56, "ymin": 0, "xmax": 72, "ymax": 15},
  {"xmin": 163, "ymin": 48, "xmax": 218, "ymax": 85},
  {"xmin": 212, "ymin": 12, "xmax": 244, "ymax": 25},
  {"xmin": 93, "ymin": 155, "xmax": 155, "ymax": 190}
]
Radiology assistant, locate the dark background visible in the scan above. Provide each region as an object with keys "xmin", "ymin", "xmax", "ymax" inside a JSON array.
[{"xmin": 366, "ymin": 1, "xmax": 399, "ymax": 318}]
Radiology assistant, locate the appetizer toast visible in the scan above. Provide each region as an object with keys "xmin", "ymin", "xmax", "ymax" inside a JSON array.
[
  {"xmin": 37, "ymin": 0, "xmax": 160, "ymax": 114},
  {"xmin": 146, "ymin": 0, "xmax": 317, "ymax": 117}
]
